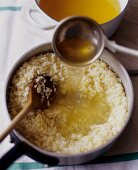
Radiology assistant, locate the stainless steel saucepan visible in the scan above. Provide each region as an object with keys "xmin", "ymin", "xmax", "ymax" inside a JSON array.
[
  {"xmin": 21, "ymin": 0, "xmax": 129, "ymax": 37},
  {"xmin": 0, "ymin": 43, "xmax": 133, "ymax": 169}
]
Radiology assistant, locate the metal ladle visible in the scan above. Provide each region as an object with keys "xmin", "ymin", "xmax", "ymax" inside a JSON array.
[{"xmin": 52, "ymin": 16, "xmax": 138, "ymax": 67}]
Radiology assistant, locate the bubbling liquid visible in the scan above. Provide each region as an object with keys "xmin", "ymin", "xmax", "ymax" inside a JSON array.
[{"xmin": 55, "ymin": 80, "xmax": 111, "ymax": 138}]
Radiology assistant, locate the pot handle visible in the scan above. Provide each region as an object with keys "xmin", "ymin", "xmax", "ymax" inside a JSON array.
[
  {"xmin": 0, "ymin": 142, "xmax": 27, "ymax": 170},
  {"xmin": 21, "ymin": 1, "xmax": 57, "ymax": 30},
  {"xmin": 0, "ymin": 142, "xmax": 59, "ymax": 170}
]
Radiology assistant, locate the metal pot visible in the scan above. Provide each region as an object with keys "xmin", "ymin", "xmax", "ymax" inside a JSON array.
[
  {"xmin": 21, "ymin": 0, "xmax": 129, "ymax": 37},
  {"xmin": 0, "ymin": 43, "xmax": 134, "ymax": 169}
]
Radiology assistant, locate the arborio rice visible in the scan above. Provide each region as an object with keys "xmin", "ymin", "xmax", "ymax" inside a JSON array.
[{"xmin": 9, "ymin": 53, "xmax": 128, "ymax": 154}]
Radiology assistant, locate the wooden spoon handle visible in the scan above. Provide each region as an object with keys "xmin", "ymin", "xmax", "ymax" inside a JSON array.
[{"xmin": 0, "ymin": 102, "xmax": 31, "ymax": 142}]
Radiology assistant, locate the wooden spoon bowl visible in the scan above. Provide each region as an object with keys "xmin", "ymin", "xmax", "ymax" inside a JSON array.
[{"xmin": 0, "ymin": 75, "xmax": 56, "ymax": 142}]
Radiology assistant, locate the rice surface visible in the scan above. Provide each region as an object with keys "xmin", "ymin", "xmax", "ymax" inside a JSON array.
[{"xmin": 9, "ymin": 52, "xmax": 128, "ymax": 154}]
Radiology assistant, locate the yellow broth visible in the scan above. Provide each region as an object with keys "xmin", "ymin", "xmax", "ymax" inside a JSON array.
[{"xmin": 39, "ymin": 0, "xmax": 120, "ymax": 24}]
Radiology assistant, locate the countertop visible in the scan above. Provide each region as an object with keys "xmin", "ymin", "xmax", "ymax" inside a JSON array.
[{"xmin": 112, "ymin": 0, "xmax": 138, "ymax": 70}]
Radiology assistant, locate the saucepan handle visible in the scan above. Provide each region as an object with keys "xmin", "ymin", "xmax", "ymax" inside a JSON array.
[
  {"xmin": 0, "ymin": 142, "xmax": 27, "ymax": 170},
  {"xmin": 0, "ymin": 141, "xmax": 59, "ymax": 170},
  {"xmin": 21, "ymin": 1, "xmax": 57, "ymax": 30}
]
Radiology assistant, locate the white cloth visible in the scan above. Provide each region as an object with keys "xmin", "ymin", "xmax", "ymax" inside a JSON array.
[{"xmin": 0, "ymin": 0, "xmax": 138, "ymax": 169}]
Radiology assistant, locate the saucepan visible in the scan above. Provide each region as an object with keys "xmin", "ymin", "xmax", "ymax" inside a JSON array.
[
  {"xmin": 0, "ymin": 42, "xmax": 134, "ymax": 169},
  {"xmin": 21, "ymin": 0, "xmax": 129, "ymax": 37}
]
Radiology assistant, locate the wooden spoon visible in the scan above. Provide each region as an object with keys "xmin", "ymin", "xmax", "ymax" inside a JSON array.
[{"xmin": 0, "ymin": 75, "xmax": 56, "ymax": 142}]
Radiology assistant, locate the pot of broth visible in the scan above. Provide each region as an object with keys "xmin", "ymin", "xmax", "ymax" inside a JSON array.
[{"xmin": 21, "ymin": 0, "xmax": 129, "ymax": 37}]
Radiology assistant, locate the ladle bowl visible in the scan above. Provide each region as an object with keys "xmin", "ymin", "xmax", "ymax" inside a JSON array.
[{"xmin": 53, "ymin": 16, "xmax": 138, "ymax": 67}]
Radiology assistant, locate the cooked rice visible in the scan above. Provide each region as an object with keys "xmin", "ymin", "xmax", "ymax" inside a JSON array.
[{"xmin": 8, "ymin": 52, "xmax": 128, "ymax": 154}]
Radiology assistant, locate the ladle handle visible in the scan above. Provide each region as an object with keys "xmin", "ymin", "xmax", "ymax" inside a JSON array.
[
  {"xmin": 0, "ymin": 102, "xmax": 31, "ymax": 143},
  {"xmin": 105, "ymin": 39, "xmax": 138, "ymax": 57}
]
